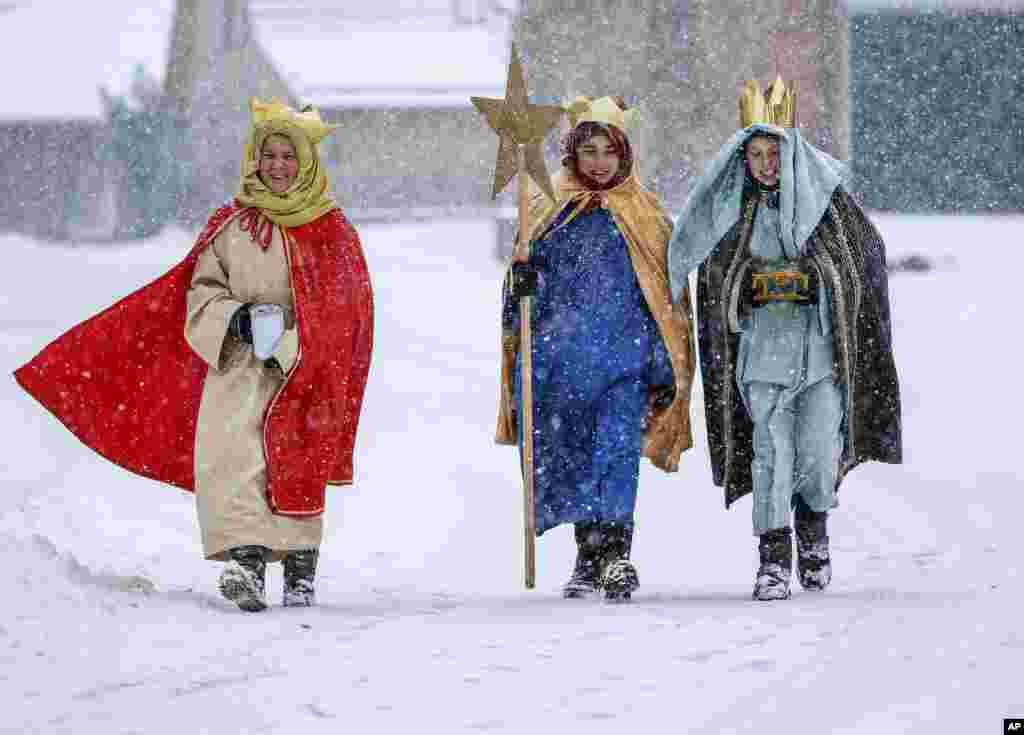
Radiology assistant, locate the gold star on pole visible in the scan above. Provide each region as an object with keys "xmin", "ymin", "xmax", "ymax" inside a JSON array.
[{"xmin": 471, "ymin": 44, "xmax": 563, "ymax": 202}]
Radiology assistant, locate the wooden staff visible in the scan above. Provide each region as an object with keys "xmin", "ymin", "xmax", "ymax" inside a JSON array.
[
  {"xmin": 471, "ymin": 45, "xmax": 561, "ymax": 589},
  {"xmin": 515, "ymin": 143, "xmax": 537, "ymax": 587}
]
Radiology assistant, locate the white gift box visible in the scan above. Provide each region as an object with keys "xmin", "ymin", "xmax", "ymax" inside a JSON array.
[{"xmin": 249, "ymin": 303, "xmax": 287, "ymax": 360}]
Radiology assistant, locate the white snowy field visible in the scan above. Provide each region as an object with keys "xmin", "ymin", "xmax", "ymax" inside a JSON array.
[{"xmin": 1, "ymin": 213, "xmax": 1022, "ymax": 734}]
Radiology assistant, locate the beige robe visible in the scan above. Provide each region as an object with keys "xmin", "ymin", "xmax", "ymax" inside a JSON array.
[{"xmin": 185, "ymin": 217, "xmax": 322, "ymax": 561}]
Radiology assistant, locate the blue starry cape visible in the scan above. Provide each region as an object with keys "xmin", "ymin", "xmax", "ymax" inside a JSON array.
[{"xmin": 496, "ymin": 168, "xmax": 696, "ymax": 472}]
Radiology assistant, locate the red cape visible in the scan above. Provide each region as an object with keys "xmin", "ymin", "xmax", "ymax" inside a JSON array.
[{"xmin": 14, "ymin": 202, "xmax": 374, "ymax": 517}]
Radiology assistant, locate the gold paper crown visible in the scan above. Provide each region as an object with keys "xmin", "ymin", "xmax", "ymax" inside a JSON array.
[
  {"xmin": 250, "ymin": 97, "xmax": 337, "ymax": 144},
  {"xmin": 564, "ymin": 96, "xmax": 640, "ymax": 131},
  {"xmin": 738, "ymin": 77, "xmax": 797, "ymax": 128}
]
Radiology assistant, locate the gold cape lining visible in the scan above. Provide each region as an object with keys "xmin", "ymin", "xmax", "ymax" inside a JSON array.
[{"xmin": 496, "ymin": 168, "xmax": 696, "ymax": 472}]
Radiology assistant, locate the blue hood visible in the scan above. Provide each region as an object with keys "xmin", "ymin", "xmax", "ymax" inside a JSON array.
[{"xmin": 668, "ymin": 125, "xmax": 848, "ymax": 301}]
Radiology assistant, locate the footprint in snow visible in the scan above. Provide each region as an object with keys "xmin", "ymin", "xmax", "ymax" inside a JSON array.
[
  {"xmin": 465, "ymin": 719, "xmax": 505, "ymax": 730},
  {"xmin": 1000, "ymin": 635, "xmax": 1024, "ymax": 649},
  {"xmin": 482, "ymin": 663, "xmax": 520, "ymax": 673},
  {"xmin": 913, "ymin": 549, "xmax": 943, "ymax": 568},
  {"xmin": 731, "ymin": 658, "xmax": 777, "ymax": 673},
  {"xmin": 676, "ymin": 648, "xmax": 729, "ymax": 663},
  {"xmin": 303, "ymin": 702, "xmax": 335, "ymax": 719}
]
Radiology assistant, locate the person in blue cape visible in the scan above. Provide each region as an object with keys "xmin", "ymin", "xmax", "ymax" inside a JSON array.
[
  {"xmin": 668, "ymin": 79, "xmax": 902, "ymax": 601},
  {"xmin": 496, "ymin": 96, "xmax": 696, "ymax": 601}
]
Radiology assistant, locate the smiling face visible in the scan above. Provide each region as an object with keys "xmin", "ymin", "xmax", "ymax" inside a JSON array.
[
  {"xmin": 745, "ymin": 134, "xmax": 781, "ymax": 188},
  {"xmin": 576, "ymin": 133, "xmax": 621, "ymax": 188},
  {"xmin": 258, "ymin": 134, "xmax": 299, "ymax": 193}
]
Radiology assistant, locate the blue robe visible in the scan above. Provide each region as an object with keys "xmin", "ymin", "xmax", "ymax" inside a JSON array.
[{"xmin": 505, "ymin": 206, "xmax": 673, "ymax": 535}]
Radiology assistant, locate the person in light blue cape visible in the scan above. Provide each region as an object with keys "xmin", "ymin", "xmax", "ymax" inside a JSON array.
[{"xmin": 668, "ymin": 82, "xmax": 901, "ymax": 602}]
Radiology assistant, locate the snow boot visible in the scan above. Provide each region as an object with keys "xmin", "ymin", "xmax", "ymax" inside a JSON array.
[
  {"xmin": 752, "ymin": 527, "xmax": 792, "ymax": 601},
  {"xmin": 598, "ymin": 523, "xmax": 639, "ymax": 603},
  {"xmin": 219, "ymin": 545, "xmax": 268, "ymax": 612},
  {"xmin": 283, "ymin": 548, "xmax": 319, "ymax": 607},
  {"xmin": 563, "ymin": 523, "xmax": 602, "ymax": 598},
  {"xmin": 795, "ymin": 506, "xmax": 831, "ymax": 591}
]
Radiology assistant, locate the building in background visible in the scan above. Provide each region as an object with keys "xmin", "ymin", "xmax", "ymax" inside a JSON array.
[
  {"xmin": 246, "ymin": 0, "xmax": 516, "ymax": 221},
  {"xmin": 515, "ymin": 0, "xmax": 848, "ymax": 213},
  {"xmin": 0, "ymin": 2, "xmax": 176, "ymax": 240},
  {"xmin": 0, "ymin": 1, "xmax": 1020, "ymax": 242},
  {"xmin": 164, "ymin": 0, "xmax": 293, "ymax": 225}
]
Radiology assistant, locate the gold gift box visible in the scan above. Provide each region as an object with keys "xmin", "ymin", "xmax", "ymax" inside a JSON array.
[{"xmin": 751, "ymin": 270, "xmax": 811, "ymax": 303}]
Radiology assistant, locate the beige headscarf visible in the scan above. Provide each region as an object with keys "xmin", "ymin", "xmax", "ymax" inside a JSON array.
[{"xmin": 236, "ymin": 98, "xmax": 338, "ymax": 228}]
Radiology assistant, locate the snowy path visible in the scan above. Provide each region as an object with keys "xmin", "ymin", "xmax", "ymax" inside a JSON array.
[{"xmin": 2, "ymin": 216, "xmax": 1022, "ymax": 734}]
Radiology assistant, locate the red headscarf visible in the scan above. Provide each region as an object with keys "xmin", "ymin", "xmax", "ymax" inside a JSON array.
[{"xmin": 561, "ymin": 122, "xmax": 634, "ymax": 191}]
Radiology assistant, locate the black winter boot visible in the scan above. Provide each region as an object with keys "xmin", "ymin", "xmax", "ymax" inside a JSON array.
[
  {"xmin": 598, "ymin": 523, "xmax": 639, "ymax": 603},
  {"xmin": 283, "ymin": 548, "xmax": 319, "ymax": 607},
  {"xmin": 752, "ymin": 527, "xmax": 793, "ymax": 601},
  {"xmin": 795, "ymin": 505, "xmax": 831, "ymax": 591},
  {"xmin": 219, "ymin": 545, "xmax": 268, "ymax": 612},
  {"xmin": 563, "ymin": 523, "xmax": 602, "ymax": 598}
]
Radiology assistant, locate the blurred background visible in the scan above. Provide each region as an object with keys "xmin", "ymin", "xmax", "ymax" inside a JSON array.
[{"xmin": 0, "ymin": 0, "xmax": 1019, "ymax": 243}]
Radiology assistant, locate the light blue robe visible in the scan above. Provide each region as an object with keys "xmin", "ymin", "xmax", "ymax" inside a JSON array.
[
  {"xmin": 737, "ymin": 192, "xmax": 843, "ymax": 535},
  {"xmin": 736, "ymin": 192, "xmax": 833, "ymax": 389}
]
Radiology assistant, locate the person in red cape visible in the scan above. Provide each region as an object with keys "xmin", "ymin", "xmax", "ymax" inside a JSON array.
[{"xmin": 14, "ymin": 98, "xmax": 374, "ymax": 612}]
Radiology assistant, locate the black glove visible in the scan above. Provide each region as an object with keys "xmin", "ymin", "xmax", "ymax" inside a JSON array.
[
  {"xmin": 804, "ymin": 268, "xmax": 820, "ymax": 305},
  {"xmin": 650, "ymin": 385, "xmax": 676, "ymax": 411},
  {"xmin": 228, "ymin": 304, "xmax": 253, "ymax": 343},
  {"xmin": 508, "ymin": 259, "xmax": 544, "ymax": 300}
]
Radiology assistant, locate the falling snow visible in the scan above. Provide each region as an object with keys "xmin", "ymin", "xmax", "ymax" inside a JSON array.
[{"xmin": 0, "ymin": 1, "xmax": 1021, "ymax": 732}]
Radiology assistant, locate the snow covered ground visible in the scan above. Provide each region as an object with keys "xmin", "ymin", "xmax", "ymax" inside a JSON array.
[
  {"xmin": 0, "ymin": 1, "xmax": 175, "ymax": 121},
  {"xmin": 1, "ymin": 213, "xmax": 1022, "ymax": 734}
]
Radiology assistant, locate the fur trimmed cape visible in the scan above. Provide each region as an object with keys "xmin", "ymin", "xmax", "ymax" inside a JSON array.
[
  {"xmin": 697, "ymin": 188, "xmax": 901, "ymax": 507},
  {"xmin": 14, "ymin": 202, "xmax": 373, "ymax": 516}
]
